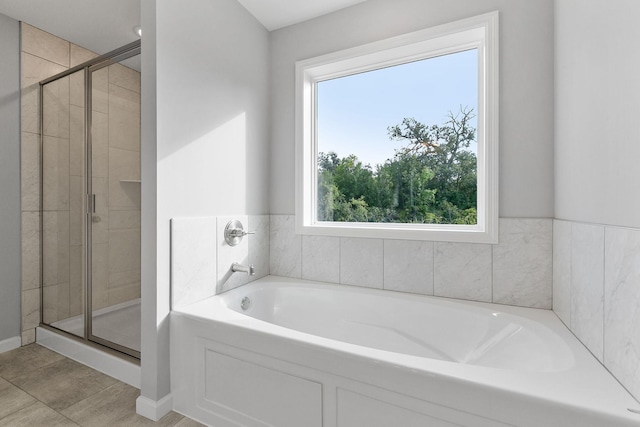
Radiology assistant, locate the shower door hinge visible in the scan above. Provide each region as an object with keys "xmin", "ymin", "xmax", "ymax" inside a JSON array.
[{"xmin": 87, "ymin": 194, "xmax": 96, "ymax": 214}]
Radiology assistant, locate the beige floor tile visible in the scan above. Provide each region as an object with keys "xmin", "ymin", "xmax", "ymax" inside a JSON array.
[
  {"xmin": 173, "ymin": 417, "xmax": 208, "ymax": 427},
  {"xmin": 0, "ymin": 344, "xmax": 65, "ymax": 381},
  {"xmin": 0, "ymin": 378, "xmax": 36, "ymax": 419},
  {"xmin": 10, "ymin": 358, "xmax": 117, "ymax": 411},
  {"xmin": 0, "ymin": 401, "xmax": 78, "ymax": 426},
  {"xmin": 61, "ymin": 382, "xmax": 183, "ymax": 427}
]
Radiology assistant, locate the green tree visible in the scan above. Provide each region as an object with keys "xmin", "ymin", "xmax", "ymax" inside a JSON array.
[
  {"xmin": 387, "ymin": 107, "xmax": 477, "ymax": 223},
  {"xmin": 317, "ymin": 107, "xmax": 477, "ymax": 224}
]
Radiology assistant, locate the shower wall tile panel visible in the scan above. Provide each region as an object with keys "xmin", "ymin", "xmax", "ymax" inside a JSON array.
[
  {"xmin": 108, "ymin": 148, "xmax": 141, "ymax": 210},
  {"xmin": 43, "ymin": 282, "xmax": 70, "ymax": 325},
  {"xmin": 385, "ymin": 239, "xmax": 434, "ymax": 296},
  {"xmin": 21, "ymin": 212, "xmax": 41, "ymax": 292},
  {"xmin": 70, "ymin": 43, "xmax": 98, "ymax": 68},
  {"xmin": 91, "ymin": 111, "xmax": 109, "ymax": 178},
  {"xmin": 92, "ymin": 242, "xmax": 109, "ymax": 310},
  {"xmin": 603, "ymin": 226, "xmax": 640, "ymax": 399},
  {"xmin": 109, "ymin": 270, "xmax": 141, "ymax": 290},
  {"xmin": 171, "ymin": 217, "xmax": 217, "ymax": 309},
  {"xmin": 492, "ymin": 218, "xmax": 553, "ymax": 309},
  {"xmin": 108, "ymin": 230, "xmax": 141, "ymax": 274},
  {"xmin": 20, "ymin": 53, "xmax": 66, "ymax": 135},
  {"xmin": 340, "ymin": 238, "xmax": 384, "ymax": 289},
  {"xmin": 109, "ymin": 63, "xmax": 141, "ymax": 94},
  {"xmin": 69, "ymin": 71, "xmax": 85, "ymax": 108},
  {"xmin": 21, "ymin": 288, "xmax": 40, "ymax": 331},
  {"xmin": 69, "ymin": 105, "xmax": 84, "ymax": 176},
  {"xmin": 69, "ymin": 245, "xmax": 83, "ymax": 317},
  {"xmin": 42, "ymin": 77, "xmax": 70, "ymax": 139},
  {"xmin": 553, "ymin": 220, "xmax": 640, "ymax": 401},
  {"xmin": 91, "ymin": 68, "xmax": 109, "ymax": 114},
  {"xmin": 42, "ymin": 136, "xmax": 70, "ymax": 211},
  {"xmin": 42, "ymin": 211, "xmax": 70, "ymax": 287},
  {"xmin": 270, "ymin": 215, "xmax": 302, "ymax": 278},
  {"xmin": 302, "ymin": 235, "xmax": 340, "ymax": 283},
  {"xmin": 20, "ymin": 132, "xmax": 40, "ymax": 212},
  {"xmin": 434, "ymin": 242, "xmax": 492, "ymax": 302},
  {"xmin": 110, "ymin": 211, "xmax": 141, "ymax": 229},
  {"xmin": 21, "ymin": 329, "xmax": 35, "ymax": 346},
  {"xmin": 552, "ymin": 220, "xmax": 572, "ymax": 327},
  {"xmin": 571, "ymin": 222, "xmax": 605, "ymax": 362},
  {"xmin": 270, "ymin": 215, "xmax": 553, "ymax": 309},
  {"xmin": 21, "ymin": 24, "xmax": 69, "ymax": 67},
  {"xmin": 108, "ymin": 84, "xmax": 140, "ymax": 152}
]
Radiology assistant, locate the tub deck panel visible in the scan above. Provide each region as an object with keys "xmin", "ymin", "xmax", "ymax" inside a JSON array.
[{"xmin": 202, "ymin": 349, "xmax": 322, "ymax": 427}]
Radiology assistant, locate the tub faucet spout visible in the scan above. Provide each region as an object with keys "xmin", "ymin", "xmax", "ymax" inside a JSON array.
[{"xmin": 231, "ymin": 262, "xmax": 255, "ymax": 276}]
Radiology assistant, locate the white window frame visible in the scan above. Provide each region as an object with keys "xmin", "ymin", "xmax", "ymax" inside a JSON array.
[{"xmin": 295, "ymin": 11, "xmax": 499, "ymax": 244}]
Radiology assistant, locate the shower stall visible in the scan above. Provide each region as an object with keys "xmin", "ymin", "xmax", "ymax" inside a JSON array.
[{"xmin": 39, "ymin": 41, "xmax": 141, "ymax": 359}]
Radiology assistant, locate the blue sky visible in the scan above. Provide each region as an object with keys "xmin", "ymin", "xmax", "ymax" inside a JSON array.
[{"xmin": 317, "ymin": 49, "xmax": 478, "ymax": 167}]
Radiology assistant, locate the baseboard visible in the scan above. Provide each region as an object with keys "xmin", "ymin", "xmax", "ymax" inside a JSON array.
[
  {"xmin": 0, "ymin": 336, "xmax": 21, "ymax": 353},
  {"xmin": 136, "ymin": 393, "xmax": 173, "ymax": 421},
  {"xmin": 36, "ymin": 327, "xmax": 140, "ymax": 388}
]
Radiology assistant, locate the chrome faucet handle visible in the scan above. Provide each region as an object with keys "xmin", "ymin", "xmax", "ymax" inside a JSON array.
[
  {"xmin": 224, "ymin": 220, "xmax": 254, "ymax": 246},
  {"xmin": 228, "ymin": 229, "xmax": 255, "ymax": 238}
]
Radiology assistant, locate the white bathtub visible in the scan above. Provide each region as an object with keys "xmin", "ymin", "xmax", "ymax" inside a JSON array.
[{"xmin": 171, "ymin": 276, "xmax": 640, "ymax": 427}]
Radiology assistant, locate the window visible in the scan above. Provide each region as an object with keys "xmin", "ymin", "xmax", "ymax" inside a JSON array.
[{"xmin": 295, "ymin": 12, "xmax": 498, "ymax": 243}]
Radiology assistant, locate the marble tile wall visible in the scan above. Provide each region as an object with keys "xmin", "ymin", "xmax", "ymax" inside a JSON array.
[
  {"xmin": 171, "ymin": 217, "xmax": 217, "ymax": 308},
  {"xmin": 552, "ymin": 219, "xmax": 640, "ymax": 401},
  {"xmin": 270, "ymin": 215, "xmax": 553, "ymax": 309},
  {"xmin": 171, "ymin": 215, "xmax": 269, "ymax": 308}
]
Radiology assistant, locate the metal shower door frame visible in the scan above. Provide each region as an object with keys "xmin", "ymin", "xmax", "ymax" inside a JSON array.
[{"xmin": 39, "ymin": 40, "xmax": 141, "ymax": 360}]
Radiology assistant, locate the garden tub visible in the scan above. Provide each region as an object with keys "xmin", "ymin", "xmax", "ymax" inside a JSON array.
[{"xmin": 171, "ymin": 276, "xmax": 640, "ymax": 426}]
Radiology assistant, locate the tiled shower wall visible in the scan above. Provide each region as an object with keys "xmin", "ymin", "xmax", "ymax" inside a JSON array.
[
  {"xmin": 553, "ymin": 219, "xmax": 640, "ymax": 400},
  {"xmin": 270, "ymin": 216, "xmax": 554, "ymax": 309},
  {"xmin": 90, "ymin": 62, "xmax": 141, "ymax": 312},
  {"xmin": 20, "ymin": 23, "xmax": 141, "ymax": 344},
  {"xmin": 21, "ymin": 23, "xmax": 74, "ymax": 345}
]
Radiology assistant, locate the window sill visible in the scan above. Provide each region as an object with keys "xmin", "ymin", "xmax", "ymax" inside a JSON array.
[{"xmin": 296, "ymin": 221, "xmax": 498, "ymax": 244}]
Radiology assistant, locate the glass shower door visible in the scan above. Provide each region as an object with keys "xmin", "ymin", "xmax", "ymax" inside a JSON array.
[
  {"xmin": 88, "ymin": 55, "xmax": 141, "ymax": 357},
  {"xmin": 40, "ymin": 40, "xmax": 141, "ymax": 359},
  {"xmin": 41, "ymin": 69, "xmax": 86, "ymax": 339}
]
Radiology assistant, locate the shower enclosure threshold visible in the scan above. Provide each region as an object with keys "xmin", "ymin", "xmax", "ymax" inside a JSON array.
[
  {"xmin": 50, "ymin": 299, "xmax": 141, "ymax": 353},
  {"xmin": 36, "ymin": 326, "xmax": 140, "ymax": 388}
]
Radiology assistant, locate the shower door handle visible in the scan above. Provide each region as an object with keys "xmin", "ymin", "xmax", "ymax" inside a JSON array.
[{"xmin": 87, "ymin": 194, "xmax": 96, "ymax": 214}]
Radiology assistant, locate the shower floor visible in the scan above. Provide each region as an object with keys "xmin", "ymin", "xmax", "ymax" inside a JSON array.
[{"xmin": 50, "ymin": 299, "xmax": 141, "ymax": 353}]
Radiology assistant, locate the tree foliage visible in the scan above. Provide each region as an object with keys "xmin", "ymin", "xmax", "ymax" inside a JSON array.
[{"xmin": 318, "ymin": 107, "xmax": 477, "ymax": 224}]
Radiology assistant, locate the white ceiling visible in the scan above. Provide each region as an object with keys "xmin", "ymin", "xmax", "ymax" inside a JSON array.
[
  {"xmin": 237, "ymin": 0, "xmax": 367, "ymax": 31},
  {"xmin": 0, "ymin": 0, "xmax": 367, "ymax": 56}
]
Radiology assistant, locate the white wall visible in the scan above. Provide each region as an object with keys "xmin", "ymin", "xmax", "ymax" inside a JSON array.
[
  {"xmin": 0, "ymin": 13, "xmax": 22, "ymax": 344},
  {"xmin": 555, "ymin": 0, "xmax": 640, "ymax": 228},
  {"xmin": 269, "ymin": 0, "xmax": 555, "ymax": 218},
  {"xmin": 140, "ymin": 0, "xmax": 270, "ymax": 408}
]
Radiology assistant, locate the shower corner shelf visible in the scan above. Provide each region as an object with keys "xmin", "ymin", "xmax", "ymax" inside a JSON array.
[{"xmin": 120, "ymin": 179, "xmax": 142, "ymax": 183}]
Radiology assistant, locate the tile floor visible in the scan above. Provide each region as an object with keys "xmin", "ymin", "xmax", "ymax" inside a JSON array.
[{"xmin": 0, "ymin": 344, "xmax": 204, "ymax": 426}]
